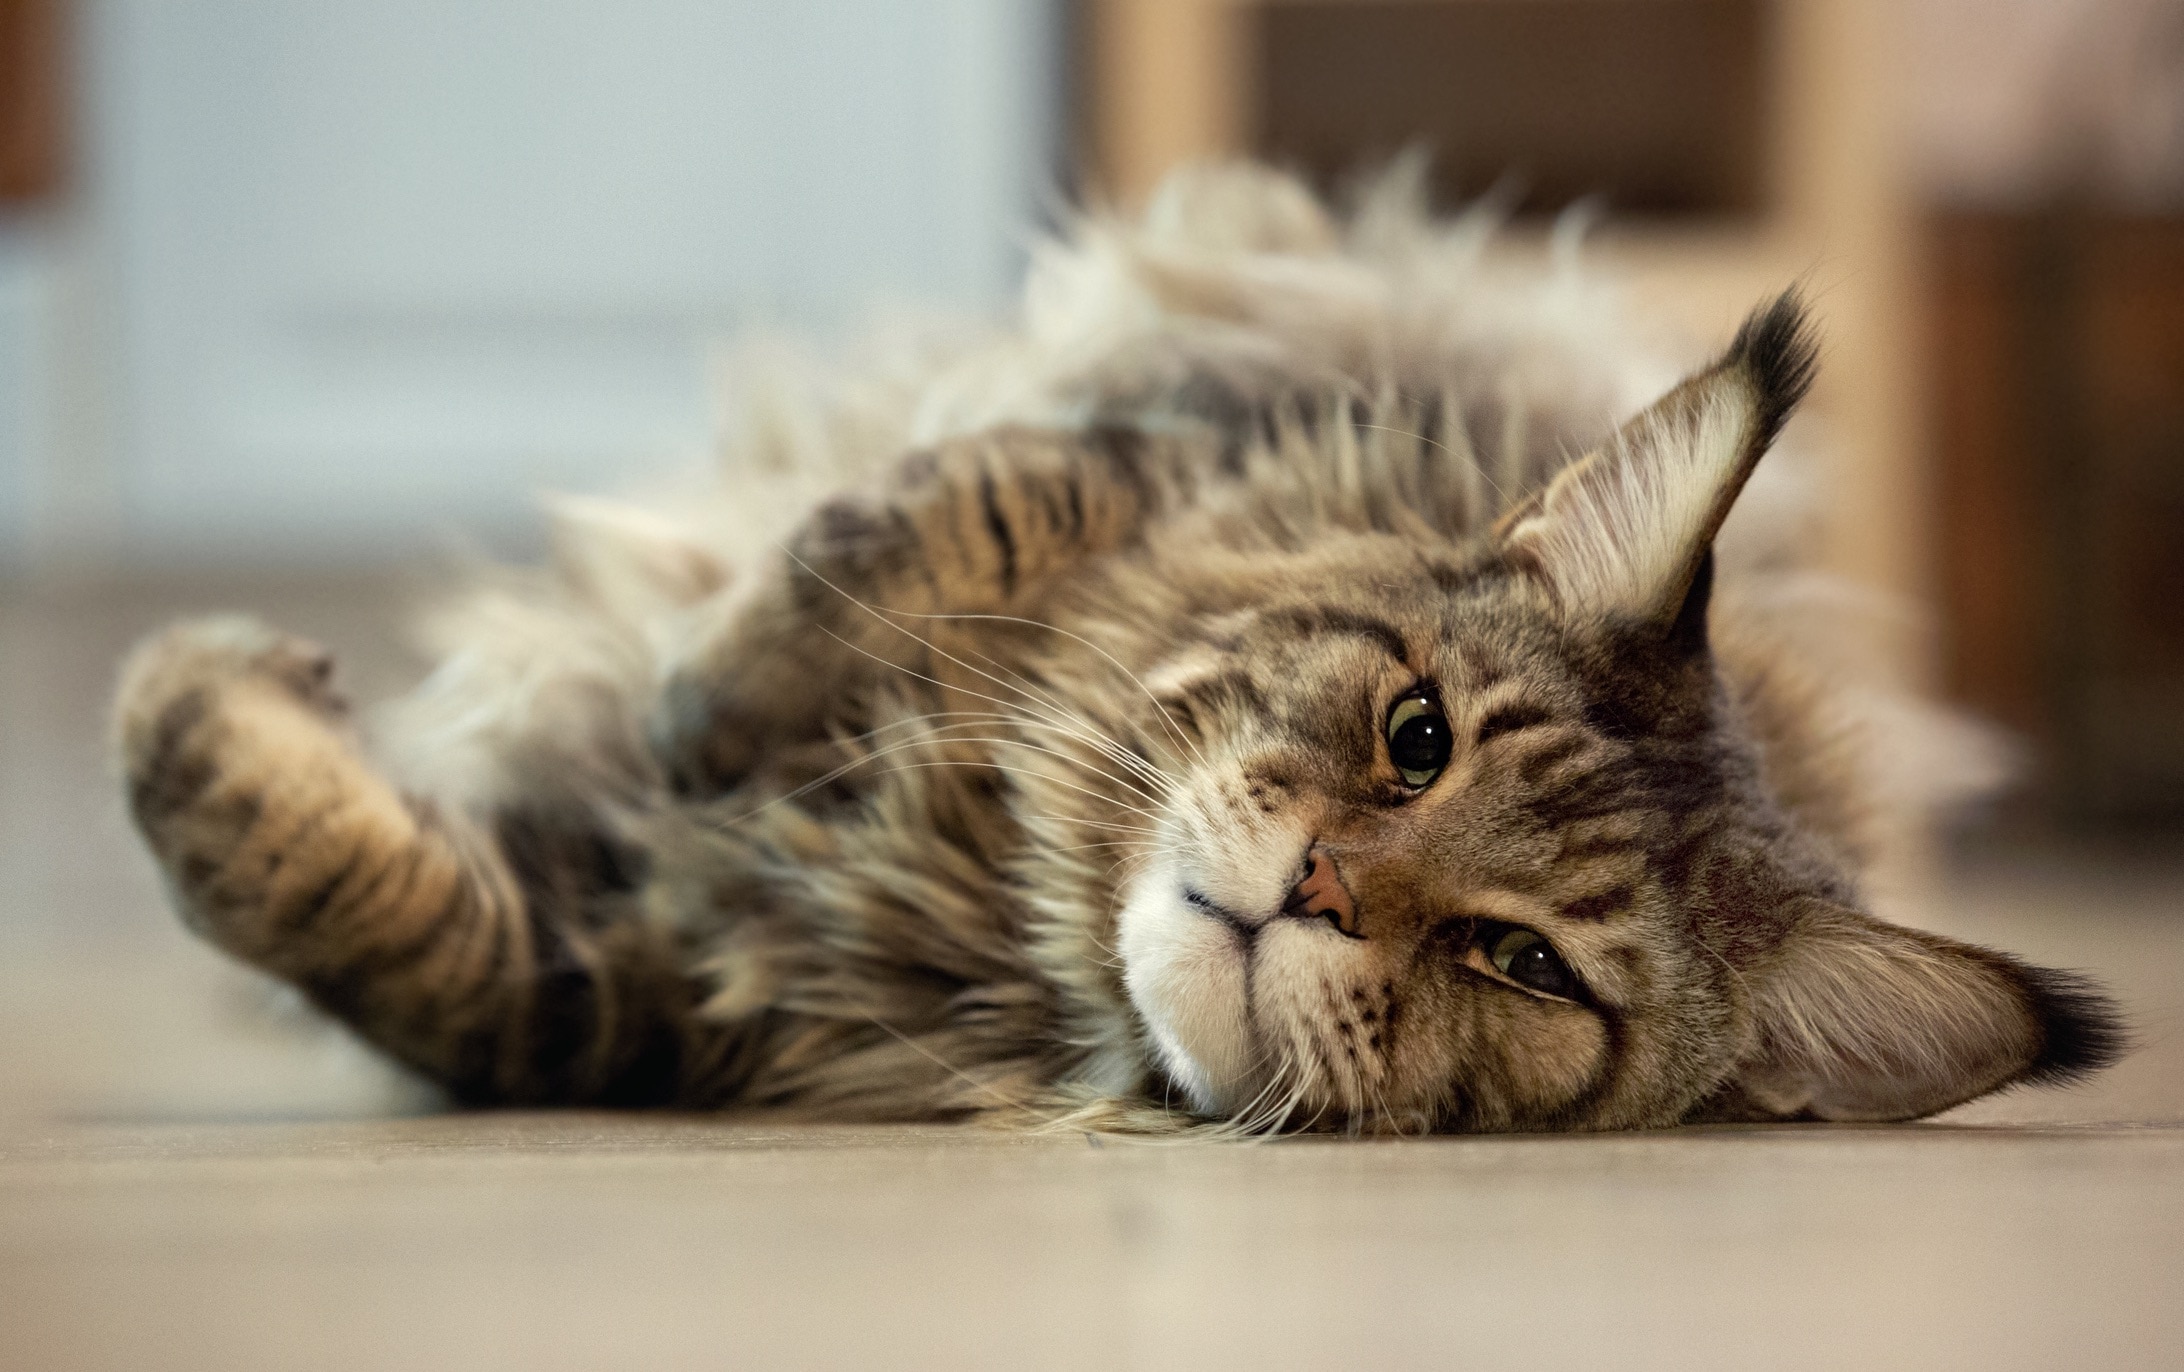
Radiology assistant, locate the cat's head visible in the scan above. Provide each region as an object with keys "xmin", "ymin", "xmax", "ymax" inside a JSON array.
[{"xmin": 1116, "ymin": 293, "xmax": 2123, "ymax": 1131}]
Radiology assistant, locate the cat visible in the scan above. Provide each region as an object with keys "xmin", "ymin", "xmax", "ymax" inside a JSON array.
[{"xmin": 114, "ymin": 162, "xmax": 2122, "ymax": 1133}]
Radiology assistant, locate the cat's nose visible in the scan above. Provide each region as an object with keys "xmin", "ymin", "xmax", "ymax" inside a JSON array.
[{"xmin": 1282, "ymin": 845, "xmax": 1360, "ymax": 938}]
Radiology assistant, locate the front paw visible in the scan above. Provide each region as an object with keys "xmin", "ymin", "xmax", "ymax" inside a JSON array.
[{"xmin": 114, "ymin": 617, "xmax": 345, "ymax": 819}]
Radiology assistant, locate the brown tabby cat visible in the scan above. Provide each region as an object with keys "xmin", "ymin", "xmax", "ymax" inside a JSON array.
[{"xmin": 115, "ymin": 164, "xmax": 2120, "ymax": 1133}]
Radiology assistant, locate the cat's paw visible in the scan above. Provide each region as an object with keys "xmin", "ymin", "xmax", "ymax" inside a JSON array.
[{"xmin": 115, "ymin": 617, "xmax": 346, "ymax": 823}]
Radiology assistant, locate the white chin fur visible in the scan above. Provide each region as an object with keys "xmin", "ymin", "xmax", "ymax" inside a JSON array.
[{"xmin": 1116, "ymin": 864, "xmax": 1264, "ymax": 1116}]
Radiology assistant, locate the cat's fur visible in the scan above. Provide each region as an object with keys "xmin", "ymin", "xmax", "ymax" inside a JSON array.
[{"xmin": 115, "ymin": 163, "xmax": 2122, "ymax": 1132}]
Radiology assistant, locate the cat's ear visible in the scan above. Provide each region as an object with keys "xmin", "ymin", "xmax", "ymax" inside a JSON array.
[
  {"xmin": 1497, "ymin": 290, "xmax": 1817, "ymax": 635},
  {"xmin": 1723, "ymin": 901, "xmax": 2125, "ymax": 1122}
]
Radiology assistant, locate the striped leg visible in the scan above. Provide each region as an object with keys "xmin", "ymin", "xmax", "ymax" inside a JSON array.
[{"xmin": 116, "ymin": 617, "xmax": 707, "ymax": 1105}]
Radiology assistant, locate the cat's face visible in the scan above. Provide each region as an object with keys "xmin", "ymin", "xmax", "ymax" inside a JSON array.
[
  {"xmin": 1114, "ymin": 296, "xmax": 2119, "ymax": 1130},
  {"xmin": 1121, "ymin": 546, "xmax": 1809, "ymax": 1129}
]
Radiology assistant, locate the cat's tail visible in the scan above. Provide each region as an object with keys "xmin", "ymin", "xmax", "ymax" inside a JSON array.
[{"xmin": 114, "ymin": 617, "xmax": 720, "ymax": 1106}]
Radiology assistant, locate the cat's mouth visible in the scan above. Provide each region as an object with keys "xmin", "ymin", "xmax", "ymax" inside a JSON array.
[
  {"xmin": 1116, "ymin": 867, "xmax": 1294, "ymax": 1116},
  {"xmin": 1180, "ymin": 886, "xmax": 1261, "ymax": 938}
]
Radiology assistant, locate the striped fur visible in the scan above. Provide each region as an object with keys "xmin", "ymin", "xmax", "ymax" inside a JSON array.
[{"xmin": 115, "ymin": 163, "xmax": 2122, "ymax": 1131}]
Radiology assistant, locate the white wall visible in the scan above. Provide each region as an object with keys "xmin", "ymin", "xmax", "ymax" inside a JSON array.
[{"xmin": 5, "ymin": 0, "xmax": 1060, "ymax": 568}]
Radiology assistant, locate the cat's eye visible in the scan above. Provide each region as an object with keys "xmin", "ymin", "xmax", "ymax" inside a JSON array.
[
  {"xmin": 1490, "ymin": 927, "xmax": 1580, "ymax": 1000},
  {"xmin": 1385, "ymin": 691, "xmax": 1452, "ymax": 787}
]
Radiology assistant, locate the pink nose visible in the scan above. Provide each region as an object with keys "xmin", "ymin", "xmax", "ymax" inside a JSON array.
[{"xmin": 1284, "ymin": 845, "xmax": 1360, "ymax": 937}]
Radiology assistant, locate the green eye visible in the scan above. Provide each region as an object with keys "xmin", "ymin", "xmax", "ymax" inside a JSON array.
[
  {"xmin": 1385, "ymin": 692, "xmax": 1452, "ymax": 787},
  {"xmin": 1490, "ymin": 927, "xmax": 1581, "ymax": 999}
]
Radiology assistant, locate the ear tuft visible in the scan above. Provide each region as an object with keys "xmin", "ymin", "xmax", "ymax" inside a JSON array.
[
  {"xmin": 2018, "ymin": 963, "xmax": 2131, "ymax": 1086},
  {"xmin": 1728, "ymin": 902, "xmax": 2128, "ymax": 1122},
  {"xmin": 1497, "ymin": 288, "xmax": 1820, "ymax": 630},
  {"xmin": 1722, "ymin": 287, "xmax": 1819, "ymax": 454}
]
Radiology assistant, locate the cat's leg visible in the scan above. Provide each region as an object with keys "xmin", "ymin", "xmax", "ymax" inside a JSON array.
[
  {"xmin": 117, "ymin": 617, "xmax": 716, "ymax": 1105},
  {"xmin": 654, "ymin": 423, "xmax": 1199, "ymax": 795}
]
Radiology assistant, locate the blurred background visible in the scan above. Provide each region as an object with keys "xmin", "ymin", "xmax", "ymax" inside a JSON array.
[{"xmin": 0, "ymin": 0, "xmax": 2180, "ymax": 1125}]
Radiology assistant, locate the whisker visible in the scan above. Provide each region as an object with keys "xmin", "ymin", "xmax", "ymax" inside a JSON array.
[
  {"xmin": 811, "ymin": 624, "xmax": 1169, "ymax": 805},
  {"xmin": 1692, "ymin": 930, "xmax": 1754, "ymax": 1002},
  {"xmin": 1213, "ymin": 1046, "xmax": 1289, "ymax": 1142},
  {"xmin": 907, "ymin": 715, "xmax": 1176, "ymax": 802},
  {"xmin": 857, "ymin": 759, "xmax": 1166, "ymax": 822},
  {"xmin": 880, "ymin": 725, "xmax": 1169, "ymax": 806},
  {"xmin": 827, "ymin": 708, "xmax": 1178, "ymax": 807},
  {"xmin": 1097, "ymin": 845, "xmax": 1186, "ymax": 886},
  {"xmin": 883, "ymin": 608, "xmax": 1208, "ymax": 772},
  {"xmin": 853, "ymin": 1007, "xmax": 1023, "ymax": 1114},
  {"xmin": 1351, "ymin": 419, "xmax": 1514, "ymax": 513},
  {"xmin": 779, "ymin": 546, "xmax": 1190, "ymax": 789},
  {"xmin": 960, "ymin": 648, "xmax": 1180, "ymax": 799},
  {"xmin": 711, "ymin": 732, "xmax": 1166, "ymax": 829},
  {"xmin": 1020, "ymin": 815, "xmax": 1166, "ymax": 838}
]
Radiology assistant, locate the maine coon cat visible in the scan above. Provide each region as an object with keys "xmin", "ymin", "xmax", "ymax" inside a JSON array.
[{"xmin": 115, "ymin": 163, "xmax": 2121, "ymax": 1132}]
